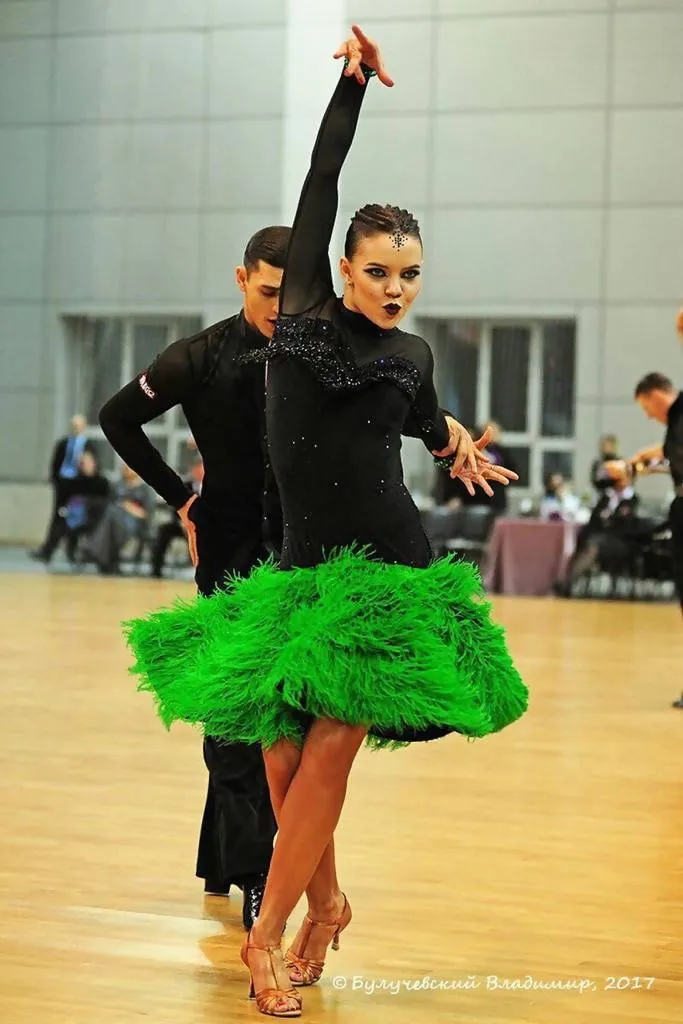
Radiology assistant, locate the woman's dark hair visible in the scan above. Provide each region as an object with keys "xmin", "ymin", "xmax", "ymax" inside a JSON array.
[
  {"xmin": 344, "ymin": 204, "xmax": 421, "ymax": 259},
  {"xmin": 243, "ymin": 225, "xmax": 291, "ymax": 272}
]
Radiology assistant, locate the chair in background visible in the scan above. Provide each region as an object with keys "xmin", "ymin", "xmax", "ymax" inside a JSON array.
[
  {"xmin": 118, "ymin": 503, "xmax": 157, "ymax": 575},
  {"xmin": 421, "ymin": 507, "xmax": 463, "ymax": 558},
  {"xmin": 569, "ymin": 521, "xmax": 675, "ymax": 602},
  {"xmin": 444, "ymin": 506, "xmax": 496, "ymax": 571}
]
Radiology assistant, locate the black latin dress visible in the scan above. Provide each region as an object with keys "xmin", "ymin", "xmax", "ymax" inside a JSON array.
[{"xmin": 125, "ymin": 69, "xmax": 528, "ymax": 749}]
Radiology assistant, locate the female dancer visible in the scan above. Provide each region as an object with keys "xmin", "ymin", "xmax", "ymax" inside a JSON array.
[{"xmin": 128, "ymin": 27, "xmax": 527, "ymax": 1018}]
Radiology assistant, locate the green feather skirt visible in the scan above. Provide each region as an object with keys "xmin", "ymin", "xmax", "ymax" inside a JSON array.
[{"xmin": 124, "ymin": 548, "xmax": 528, "ymax": 750}]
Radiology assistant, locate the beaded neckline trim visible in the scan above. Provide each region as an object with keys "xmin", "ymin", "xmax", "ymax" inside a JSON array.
[{"xmin": 239, "ymin": 316, "xmax": 422, "ymax": 400}]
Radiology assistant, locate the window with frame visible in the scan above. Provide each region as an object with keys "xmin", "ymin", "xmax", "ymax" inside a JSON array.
[
  {"xmin": 63, "ymin": 315, "xmax": 202, "ymax": 475},
  {"xmin": 424, "ymin": 317, "xmax": 576, "ymax": 495}
]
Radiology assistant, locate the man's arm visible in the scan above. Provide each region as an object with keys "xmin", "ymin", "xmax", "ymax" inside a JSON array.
[
  {"xmin": 99, "ymin": 339, "xmax": 199, "ymax": 509},
  {"xmin": 604, "ymin": 448, "xmax": 667, "ymax": 481},
  {"xmin": 632, "ymin": 444, "xmax": 664, "ymax": 463},
  {"xmin": 628, "ymin": 444, "xmax": 665, "ymax": 472}
]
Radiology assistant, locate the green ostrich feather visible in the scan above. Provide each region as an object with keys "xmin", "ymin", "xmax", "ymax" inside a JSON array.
[{"xmin": 124, "ymin": 549, "xmax": 528, "ymax": 750}]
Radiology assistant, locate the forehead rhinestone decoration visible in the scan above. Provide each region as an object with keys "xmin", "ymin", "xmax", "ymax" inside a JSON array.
[{"xmin": 390, "ymin": 229, "xmax": 407, "ymax": 250}]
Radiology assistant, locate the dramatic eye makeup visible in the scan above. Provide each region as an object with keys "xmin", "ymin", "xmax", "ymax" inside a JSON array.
[{"xmin": 363, "ymin": 264, "xmax": 421, "ymax": 279}]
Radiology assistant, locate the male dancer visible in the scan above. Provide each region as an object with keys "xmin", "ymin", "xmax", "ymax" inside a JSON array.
[
  {"xmin": 627, "ymin": 373, "xmax": 683, "ymax": 707},
  {"xmin": 100, "ymin": 226, "xmax": 290, "ymax": 928}
]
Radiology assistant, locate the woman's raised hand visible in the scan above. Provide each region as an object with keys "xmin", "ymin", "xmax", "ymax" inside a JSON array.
[{"xmin": 334, "ymin": 25, "xmax": 394, "ymax": 87}]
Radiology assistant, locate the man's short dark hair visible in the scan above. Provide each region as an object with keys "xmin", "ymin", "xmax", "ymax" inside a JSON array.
[
  {"xmin": 243, "ymin": 226, "xmax": 291, "ymax": 272},
  {"xmin": 634, "ymin": 372, "xmax": 675, "ymax": 398}
]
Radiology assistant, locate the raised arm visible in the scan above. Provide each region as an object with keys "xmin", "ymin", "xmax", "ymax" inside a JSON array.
[
  {"xmin": 99, "ymin": 339, "xmax": 198, "ymax": 510},
  {"xmin": 279, "ymin": 26, "xmax": 393, "ymax": 316}
]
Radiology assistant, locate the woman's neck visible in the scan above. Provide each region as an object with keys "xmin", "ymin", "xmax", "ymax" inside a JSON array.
[{"xmin": 341, "ymin": 286, "xmax": 361, "ymax": 315}]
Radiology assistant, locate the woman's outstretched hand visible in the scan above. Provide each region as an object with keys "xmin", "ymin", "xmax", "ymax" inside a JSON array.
[
  {"xmin": 434, "ymin": 422, "xmax": 519, "ymax": 496},
  {"xmin": 456, "ymin": 463, "xmax": 519, "ymax": 497},
  {"xmin": 457, "ymin": 425, "xmax": 519, "ymax": 495},
  {"xmin": 434, "ymin": 418, "xmax": 490, "ymax": 478},
  {"xmin": 334, "ymin": 24, "xmax": 394, "ymax": 87}
]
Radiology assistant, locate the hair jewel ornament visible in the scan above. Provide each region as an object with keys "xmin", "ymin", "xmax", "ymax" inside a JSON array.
[{"xmin": 390, "ymin": 229, "xmax": 408, "ymax": 250}]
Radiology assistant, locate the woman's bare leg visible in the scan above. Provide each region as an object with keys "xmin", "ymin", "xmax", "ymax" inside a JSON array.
[
  {"xmin": 251, "ymin": 718, "xmax": 366, "ymax": 949},
  {"xmin": 263, "ymin": 740, "xmax": 342, "ymax": 921}
]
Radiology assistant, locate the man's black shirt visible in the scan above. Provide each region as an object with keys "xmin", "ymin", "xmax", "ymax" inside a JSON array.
[
  {"xmin": 664, "ymin": 392, "xmax": 683, "ymax": 488},
  {"xmin": 99, "ymin": 313, "xmax": 281, "ymax": 547}
]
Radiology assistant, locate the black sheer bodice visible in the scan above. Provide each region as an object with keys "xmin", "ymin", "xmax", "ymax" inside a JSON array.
[{"xmin": 249, "ymin": 69, "xmax": 449, "ymax": 570}]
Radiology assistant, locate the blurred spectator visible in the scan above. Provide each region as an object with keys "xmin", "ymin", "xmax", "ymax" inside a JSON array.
[
  {"xmin": 62, "ymin": 451, "xmax": 111, "ymax": 561},
  {"xmin": 84, "ymin": 465, "xmax": 153, "ymax": 575},
  {"xmin": 539, "ymin": 472, "xmax": 581, "ymax": 522},
  {"xmin": 554, "ymin": 464, "xmax": 651, "ymax": 594},
  {"xmin": 30, "ymin": 414, "xmax": 96, "ymax": 562},
  {"xmin": 590, "ymin": 434, "xmax": 621, "ymax": 495},
  {"xmin": 30, "ymin": 449, "xmax": 109, "ymax": 565}
]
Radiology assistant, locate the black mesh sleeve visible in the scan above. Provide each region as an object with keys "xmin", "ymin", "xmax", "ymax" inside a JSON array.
[
  {"xmin": 99, "ymin": 339, "xmax": 199, "ymax": 509},
  {"xmin": 404, "ymin": 346, "xmax": 450, "ymax": 452},
  {"xmin": 279, "ymin": 70, "xmax": 372, "ymax": 317}
]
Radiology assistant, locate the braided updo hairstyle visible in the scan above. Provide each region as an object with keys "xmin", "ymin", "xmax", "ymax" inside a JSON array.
[{"xmin": 344, "ymin": 204, "xmax": 422, "ymax": 259}]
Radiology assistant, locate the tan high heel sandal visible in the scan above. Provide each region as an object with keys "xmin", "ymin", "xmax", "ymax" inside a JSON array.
[
  {"xmin": 284, "ymin": 894, "xmax": 352, "ymax": 987},
  {"xmin": 240, "ymin": 930, "xmax": 302, "ymax": 1018}
]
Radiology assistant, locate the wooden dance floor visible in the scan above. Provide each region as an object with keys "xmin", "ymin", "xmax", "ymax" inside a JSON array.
[{"xmin": 0, "ymin": 573, "xmax": 681, "ymax": 1023}]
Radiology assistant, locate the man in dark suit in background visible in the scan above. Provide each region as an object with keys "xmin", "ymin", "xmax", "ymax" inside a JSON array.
[{"xmin": 30, "ymin": 414, "xmax": 96, "ymax": 563}]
